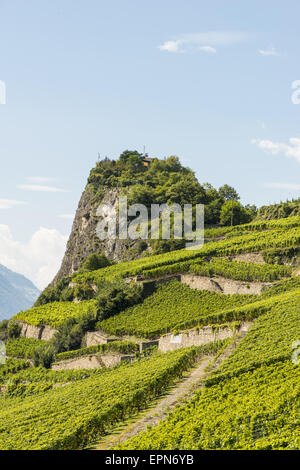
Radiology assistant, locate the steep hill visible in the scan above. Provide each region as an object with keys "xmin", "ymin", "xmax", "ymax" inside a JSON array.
[
  {"xmin": 0, "ymin": 264, "xmax": 40, "ymax": 321},
  {"xmin": 52, "ymin": 151, "xmax": 255, "ymax": 285},
  {"xmin": 1, "ymin": 156, "xmax": 300, "ymax": 451}
]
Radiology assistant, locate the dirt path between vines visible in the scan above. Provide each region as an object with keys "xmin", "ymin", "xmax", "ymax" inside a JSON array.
[{"xmin": 91, "ymin": 335, "xmax": 245, "ymax": 450}]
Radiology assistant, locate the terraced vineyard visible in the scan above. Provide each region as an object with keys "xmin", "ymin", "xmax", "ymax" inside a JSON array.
[
  {"xmin": 1, "ymin": 213, "xmax": 299, "ymax": 451},
  {"xmin": 99, "ymin": 280, "xmax": 258, "ymax": 338},
  {"xmin": 118, "ymin": 361, "xmax": 299, "ymax": 450},
  {"xmin": 5, "ymin": 337, "xmax": 45, "ymax": 359},
  {"xmin": 0, "ymin": 347, "xmax": 204, "ymax": 450},
  {"xmin": 73, "ymin": 225, "xmax": 300, "ymax": 286},
  {"xmin": 117, "ymin": 282, "xmax": 300, "ymax": 450},
  {"xmin": 206, "ymin": 290, "xmax": 300, "ymax": 385},
  {"xmin": 15, "ymin": 300, "xmax": 96, "ymax": 328},
  {"xmin": 55, "ymin": 341, "xmax": 139, "ymax": 362},
  {"xmin": 142, "ymin": 258, "xmax": 292, "ymax": 282}
]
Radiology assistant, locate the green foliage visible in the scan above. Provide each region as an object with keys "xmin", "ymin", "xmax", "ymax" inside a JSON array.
[
  {"xmin": 218, "ymin": 184, "xmax": 240, "ymax": 201},
  {"xmin": 0, "ymin": 359, "xmax": 30, "ymax": 381},
  {"xmin": 50, "ymin": 307, "xmax": 97, "ymax": 353},
  {"xmin": 262, "ymin": 246, "xmax": 300, "ymax": 265},
  {"xmin": 55, "ymin": 341, "xmax": 139, "ymax": 362},
  {"xmin": 0, "ymin": 320, "xmax": 8, "ymax": 341},
  {"xmin": 206, "ymin": 291, "xmax": 300, "ymax": 385},
  {"xmin": 0, "ymin": 320, "xmax": 8, "ymax": 331},
  {"xmin": 258, "ymin": 198, "xmax": 300, "ymax": 220},
  {"xmin": 0, "ymin": 364, "xmax": 103, "ymax": 386},
  {"xmin": 7, "ymin": 321, "xmax": 21, "ymax": 339},
  {"xmin": 5, "ymin": 337, "xmax": 44, "ymax": 359},
  {"xmin": 15, "ymin": 300, "xmax": 96, "ymax": 328},
  {"xmin": 79, "ymin": 253, "xmax": 111, "ymax": 272},
  {"xmin": 220, "ymin": 200, "xmax": 253, "ymax": 226},
  {"xmin": 100, "ymin": 283, "xmax": 300, "ymax": 339},
  {"xmin": 142, "ymin": 258, "xmax": 291, "ymax": 282},
  {"xmin": 0, "ymin": 347, "xmax": 203, "ymax": 450},
  {"xmin": 35, "ymin": 276, "xmax": 73, "ymax": 306},
  {"xmin": 73, "ymin": 224, "xmax": 300, "ymax": 289},
  {"xmin": 4, "ymin": 382, "xmax": 53, "ymax": 398},
  {"xmin": 95, "ymin": 279, "xmax": 143, "ymax": 321},
  {"xmin": 73, "ymin": 283, "xmax": 95, "ymax": 300},
  {"xmin": 33, "ymin": 344, "xmax": 56, "ymax": 369},
  {"xmin": 118, "ymin": 361, "xmax": 299, "ymax": 450},
  {"xmin": 87, "ymin": 152, "xmax": 245, "ymax": 227},
  {"xmin": 99, "ymin": 280, "xmax": 258, "ymax": 338}
]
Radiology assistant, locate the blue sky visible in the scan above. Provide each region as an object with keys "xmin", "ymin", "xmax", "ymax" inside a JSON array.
[{"xmin": 0, "ymin": 0, "xmax": 300, "ymax": 287}]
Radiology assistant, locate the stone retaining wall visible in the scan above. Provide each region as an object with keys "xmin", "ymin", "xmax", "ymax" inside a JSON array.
[
  {"xmin": 51, "ymin": 353, "xmax": 135, "ymax": 371},
  {"xmin": 158, "ymin": 322, "xmax": 251, "ymax": 353},
  {"xmin": 84, "ymin": 331, "xmax": 118, "ymax": 347},
  {"xmin": 18, "ymin": 321, "xmax": 58, "ymax": 341},
  {"xmin": 181, "ymin": 274, "xmax": 270, "ymax": 295},
  {"xmin": 228, "ymin": 252, "xmax": 265, "ymax": 264}
]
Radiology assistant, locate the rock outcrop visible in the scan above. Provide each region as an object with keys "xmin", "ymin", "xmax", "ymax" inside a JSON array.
[{"xmin": 52, "ymin": 186, "xmax": 146, "ymax": 285}]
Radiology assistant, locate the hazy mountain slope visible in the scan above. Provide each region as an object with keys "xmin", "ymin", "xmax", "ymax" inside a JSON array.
[{"xmin": 0, "ymin": 264, "xmax": 40, "ymax": 321}]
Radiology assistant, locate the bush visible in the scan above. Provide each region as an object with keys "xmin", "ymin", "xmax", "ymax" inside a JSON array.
[
  {"xmin": 0, "ymin": 320, "xmax": 8, "ymax": 340},
  {"xmin": 73, "ymin": 284, "xmax": 95, "ymax": 300},
  {"xmin": 7, "ymin": 321, "xmax": 21, "ymax": 339},
  {"xmin": 33, "ymin": 344, "xmax": 56, "ymax": 369},
  {"xmin": 34, "ymin": 276, "xmax": 72, "ymax": 306},
  {"xmin": 50, "ymin": 307, "xmax": 97, "ymax": 353},
  {"xmin": 0, "ymin": 320, "xmax": 9, "ymax": 330},
  {"xmin": 80, "ymin": 253, "xmax": 111, "ymax": 272},
  {"xmin": 96, "ymin": 279, "xmax": 143, "ymax": 322}
]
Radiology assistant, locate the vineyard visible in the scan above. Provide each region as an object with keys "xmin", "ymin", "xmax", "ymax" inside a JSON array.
[
  {"xmin": 99, "ymin": 280, "xmax": 258, "ymax": 338},
  {"xmin": 206, "ymin": 289, "xmax": 300, "ymax": 384},
  {"xmin": 142, "ymin": 258, "xmax": 292, "ymax": 282},
  {"xmin": 0, "ymin": 347, "xmax": 204, "ymax": 450},
  {"xmin": 72, "ymin": 225, "xmax": 300, "ymax": 286},
  {"xmin": 204, "ymin": 215, "xmax": 300, "ymax": 239},
  {"xmin": 15, "ymin": 300, "xmax": 96, "ymax": 328},
  {"xmin": 55, "ymin": 341, "xmax": 139, "ymax": 362},
  {"xmin": 5, "ymin": 337, "xmax": 45, "ymax": 359},
  {"xmin": 118, "ymin": 360, "xmax": 299, "ymax": 450},
  {"xmin": 1, "ymin": 213, "xmax": 299, "ymax": 450}
]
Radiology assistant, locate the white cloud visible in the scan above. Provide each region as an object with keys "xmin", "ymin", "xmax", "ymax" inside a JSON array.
[
  {"xmin": 158, "ymin": 31, "xmax": 248, "ymax": 53},
  {"xmin": 0, "ymin": 225, "xmax": 68, "ymax": 289},
  {"xmin": 199, "ymin": 46, "xmax": 217, "ymax": 54},
  {"xmin": 159, "ymin": 40, "xmax": 182, "ymax": 53},
  {"xmin": 259, "ymin": 47, "xmax": 279, "ymax": 56},
  {"xmin": 0, "ymin": 199, "xmax": 27, "ymax": 209},
  {"xmin": 264, "ymin": 182, "xmax": 300, "ymax": 191},
  {"xmin": 17, "ymin": 184, "xmax": 68, "ymax": 193},
  {"xmin": 252, "ymin": 137, "xmax": 300, "ymax": 163},
  {"xmin": 58, "ymin": 214, "xmax": 74, "ymax": 219}
]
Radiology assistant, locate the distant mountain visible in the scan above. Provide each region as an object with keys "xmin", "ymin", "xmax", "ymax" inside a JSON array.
[{"xmin": 0, "ymin": 265, "xmax": 40, "ymax": 322}]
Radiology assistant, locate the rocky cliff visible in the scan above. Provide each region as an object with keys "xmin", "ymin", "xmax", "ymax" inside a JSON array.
[
  {"xmin": 51, "ymin": 151, "xmax": 248, "ymax": 286},
  {"xmin": 52, "ymin": 186, "xmax": 144, "ymax": 285}
]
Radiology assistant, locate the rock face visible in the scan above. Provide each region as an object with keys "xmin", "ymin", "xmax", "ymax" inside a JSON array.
[{"xmin": 52, "ymin": 186, "xmax": 144, "ymax": 285}]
